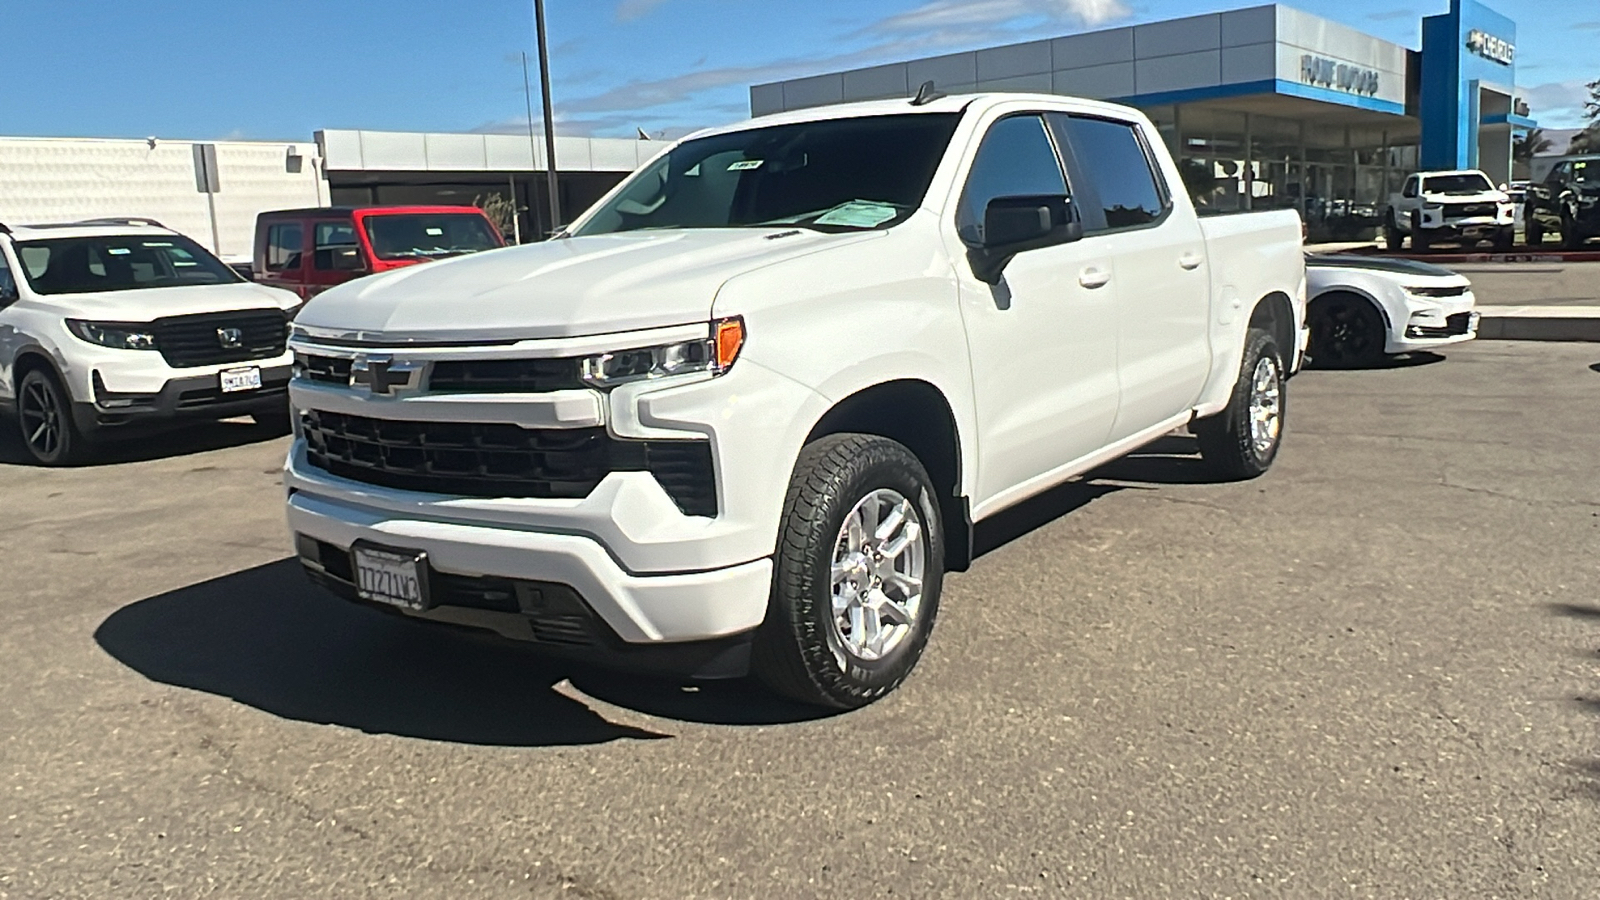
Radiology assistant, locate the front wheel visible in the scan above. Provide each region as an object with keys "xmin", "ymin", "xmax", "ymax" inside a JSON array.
[
  {"xmin": 1525, "ymin": 209, "xmax": 1544, "ymax": 246},
  {"xmin": 1410, "ymin": 213, "xmax": 1430, "ymax": 252},
  {"xmin": 1384, "ymin": 216, "xmax": 1402, "ymax": 251},
  {"xmin": 16, "ymin": 369, "xmax": 88, "ymax": 466},
  {"xmin": 1195, "ymin": 328, "xmax": 1285, "ymax": 481},
  {"xmin": 1307, "ymin": 293, "xmax": 1386, "ymax": 369},
  {"xmin": 1561, "ymin": 209, "xmax": 1586, "ymax": 250},
  {"xmin": 753, "ymin": 434, "xmax": 944, "ymax": 709}
]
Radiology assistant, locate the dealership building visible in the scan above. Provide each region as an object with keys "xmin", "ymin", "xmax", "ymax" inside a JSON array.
[{"xmin": 751, "ymin": 0, "xmax": 1530, "ymax": 240}]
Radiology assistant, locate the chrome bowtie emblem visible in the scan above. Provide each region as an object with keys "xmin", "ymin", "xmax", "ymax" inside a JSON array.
[
  {"xmin": 216, "ymin": 327, "xmax": 243, "ymax": 349},
  {"xmin": 349, "ymin": 354, "xmax": 416, "ymax": 395}
]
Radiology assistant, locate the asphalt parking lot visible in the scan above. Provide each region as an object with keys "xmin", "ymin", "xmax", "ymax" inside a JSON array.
[{"xmin": 3, "ymin": 340, "xmax": 1599, "ymax": 899}]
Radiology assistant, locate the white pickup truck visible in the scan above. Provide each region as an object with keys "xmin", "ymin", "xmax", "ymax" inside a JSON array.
[
  {"xmin": 283, "ymin": 93, "xmax": 1306, "ymax": 708},
  {"xmin": 1384, "ymin": 169, "xmax": 1515, "ymax": 252}
]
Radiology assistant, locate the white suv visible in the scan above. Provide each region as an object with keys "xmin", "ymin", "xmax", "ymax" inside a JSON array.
[{"xmin": 0, "ymin": 219, "xmax": 303, "ymax": 464}]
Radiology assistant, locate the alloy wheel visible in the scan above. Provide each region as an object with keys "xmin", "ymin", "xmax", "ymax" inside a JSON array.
[
  {"xmin": 827, "ymin": 488, "xmax": 927, "ymax": 665},
  {"xmin": 1248, "ymin": 356, "xmax": 1282, "ymax": 458},
  {"xmin": 19, "ymin": 378, "xmax": 63, "ymax": 459}
]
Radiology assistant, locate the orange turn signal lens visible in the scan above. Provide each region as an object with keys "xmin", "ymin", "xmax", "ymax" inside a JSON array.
[{"xmin": 714, "ymin": 317, "xmax": 745, "ymax": 371}]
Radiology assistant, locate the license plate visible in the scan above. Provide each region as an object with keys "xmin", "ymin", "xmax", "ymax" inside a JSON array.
[
  {"xmin": 219, "ymin": 366, "xmax": 262, "ymax": 393},
  {"xmin": 352, "ymin": 544, "xmax": 430, "ymax": 611}
]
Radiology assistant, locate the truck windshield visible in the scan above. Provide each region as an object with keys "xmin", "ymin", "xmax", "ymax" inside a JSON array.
[
  {"xmin": 362, "ymin": 213, "xmax": 502, "ymax": 261},
  {"xmin": 573, "ymin": 113, "xmax": 962, "ymax": 236},
  {"xmin": 14, "ymin": 234, "xmax": 241, "ymax": 295},
  {"xmin": 1422, "ymin": 173, "xmax": 1493, "ymax": 194}
]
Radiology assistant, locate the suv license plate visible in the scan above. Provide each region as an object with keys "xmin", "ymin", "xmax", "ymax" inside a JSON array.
[
  {"xmin": 220, "ymin": 366, "xmax": 262, "ymax": 393},
  {"xmin": 352, "ymin": 544, "xmax": 430, "ymax": 611}
]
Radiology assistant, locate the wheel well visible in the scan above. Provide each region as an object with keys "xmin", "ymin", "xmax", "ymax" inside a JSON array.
[
  {"xmin": 805, "ymin": 380, "xmax": 971, "ymax": 572},
  {"xmin": 1248, "ymin": 291, "xmax": 1297, "ymax": 363},
  {"xmin": 12, "ymin": 350, "xmax": 60, "ymax": 390},
  {"xmin": 1308, "ymin": 289, "xmax": 1390, "ymax": 331}
]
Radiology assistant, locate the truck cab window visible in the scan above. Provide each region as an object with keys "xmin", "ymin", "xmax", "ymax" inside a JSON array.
[
  {"xmin": 266, "ymin": 223, "xmax": 303, "ymax": 271},
  {"xmin": 314, "ymin": 222, "xmax": 361, "ymax": 270},
  {"xmin": 1054, "ymin": 115, "xmax": 1168, "ymax": 233},
  {"xmin": 956, "ymin": 115, "xmax": 1068, "ymax": 244}
]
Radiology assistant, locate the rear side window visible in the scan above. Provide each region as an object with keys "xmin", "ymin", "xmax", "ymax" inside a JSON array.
[
  {"xmin": 314, "ymin": 222, "xmax": 360, "ymax": 270},
  {"xmin": 266, "ymin": 223, "xmax": 303, "ymax": 271},
  {"xmin": 956, "ymin": 114, "xmax": 1068, "ymax": 244},
  {"xmin": 1052, "ymin": 115, "xmax": 1167, "ymax": 233}
]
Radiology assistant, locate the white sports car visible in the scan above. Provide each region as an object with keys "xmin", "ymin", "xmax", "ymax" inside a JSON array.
[{"xmin": 1305, "ymin": 254, "xmax": 1479, "ymax": 368}]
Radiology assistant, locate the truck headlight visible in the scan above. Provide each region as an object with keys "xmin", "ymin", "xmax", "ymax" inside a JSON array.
[
  {"xmin": 66, "ymin": 320, "xmax": 159, "ymax": 350},
  {"xmin": 581, "ymin": 318, "xmax": 745, "ymax": 388}
]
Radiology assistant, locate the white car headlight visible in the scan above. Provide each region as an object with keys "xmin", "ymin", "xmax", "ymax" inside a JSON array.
[{"xmin": 580, "ymin": 318, "xmax": 744, "ymax": 388}]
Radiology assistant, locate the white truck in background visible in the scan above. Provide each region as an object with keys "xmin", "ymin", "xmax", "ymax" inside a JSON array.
[
  {"xmin": 282, "ymin": 92, "xmax": 1307, "ymax": 709},
  {"xmin": 1384, "ymin": 169, "xmax": 1515, "ymax": 252}
]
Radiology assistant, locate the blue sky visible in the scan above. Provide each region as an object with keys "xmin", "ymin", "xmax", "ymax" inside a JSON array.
[{"xmin": 0, "ymin": 0, "xmax": 1595, "ymax": 142}]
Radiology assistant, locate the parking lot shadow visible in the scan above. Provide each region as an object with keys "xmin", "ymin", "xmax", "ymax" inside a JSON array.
[
  {"xmin": 0, "ymin": 418, "xmax": 286, "ymax": 467},
  {"xmin": 94, "ymin": 559, "xmax": 672, "ymax": 747}
]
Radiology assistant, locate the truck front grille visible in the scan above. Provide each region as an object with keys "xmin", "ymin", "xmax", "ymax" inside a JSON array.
[
  {"xmin": 298, "ymin": 354, "xmax": 352, "ymax": 385},
  {"xmin": 427, "ymin": 358, "xmax": 585, "ymax": 393},
  {"xmin": 300, "ymin": 410, "xmax": 717, "ymax": 515},
  {"xmin": 154, "ymin": 310, "xmax": 288, "ymax": 368}
]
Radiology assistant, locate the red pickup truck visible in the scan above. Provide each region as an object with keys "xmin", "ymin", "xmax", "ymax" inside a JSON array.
[{"xmin": 253, "ymin": 205, "xmax": 506, "ymax": 299}]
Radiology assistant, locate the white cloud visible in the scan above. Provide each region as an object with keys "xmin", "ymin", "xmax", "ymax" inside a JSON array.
[
  {"xmin": 1522, "ymin": 80, "xmax": 1593, "ymax": 128},
  {"xmin": 615, "ymin": 0, "xmax": 669, "ymax": 22},
  {"xmin": 867, "ymin": 0, "xmax": 1129, "ymax": 34}
]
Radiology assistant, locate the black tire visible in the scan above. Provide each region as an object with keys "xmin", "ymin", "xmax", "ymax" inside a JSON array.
[
  {"xmin": 1525, "ymin": 209, "xmax": 1543, "ymax": 246},
  {"xmin": 753, "ymin": 433, "xmax": 944, "ymax": 710},
  {"xmin": 1410, "ymin": 212, "xmax": 1430, "ymax": 252},
  {"xmin": 1195, "ymin": 328, "xmax": 1285, "ymax": 481},
  {"xmin": 15, "ymin": 368, "xmax": 88, "ymax": 466},
  {"xmin": 1307, "ymin": 292, "xmax": 1386, "ymax": 369},
  {"xmin": 1384, "ymin": 216, "xmax": 1402, "ymax": 251},
  {"xmin": 1561, "ymin": 209, "xmax": 1586, "ymax": 250}
]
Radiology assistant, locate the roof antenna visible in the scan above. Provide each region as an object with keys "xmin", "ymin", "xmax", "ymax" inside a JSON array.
[{"xmin": 910, "ymin": 80, "xmax": 945, "ymax": 106}]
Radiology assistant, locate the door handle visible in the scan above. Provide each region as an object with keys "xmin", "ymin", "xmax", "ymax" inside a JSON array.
[
  {"xmin": 1078, "ymin": 267, "xmax": 1110, "ymax": 289},
  {"xmin": 1179, "ymin": 251, "xmax": 1204, "ymax": 270}
]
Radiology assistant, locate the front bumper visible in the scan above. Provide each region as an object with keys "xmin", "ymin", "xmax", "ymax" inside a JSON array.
[
  {"xmin": 286, "ymin": 487, "xmax": 773, "ymax": 662},
  {"xmin": 73, "ymin": 363, "xmax": 292, "ymax": 432},
  {"xmin": 1387, "ymin": 294, "xmax": 1479, "ymax": 353}
]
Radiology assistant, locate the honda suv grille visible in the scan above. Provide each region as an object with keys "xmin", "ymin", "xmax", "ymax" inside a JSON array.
[
  {"xmin": 300, "ymin": 410, "xmax": 717, "ymax": 515},
  {"xmin": 154, "ymin": 309, "xmax": 288, "ymax": 368}
]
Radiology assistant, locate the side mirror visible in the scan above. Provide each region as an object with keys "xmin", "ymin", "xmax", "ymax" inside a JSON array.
[{"xmin": 968, "ymin": 195, "xmax": 1082, "ymax": 285}]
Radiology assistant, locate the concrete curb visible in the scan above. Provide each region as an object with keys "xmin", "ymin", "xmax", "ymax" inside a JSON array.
[{"xmin": 1475, "ymin": 306, "xmax": 1600, "ymax": 342}]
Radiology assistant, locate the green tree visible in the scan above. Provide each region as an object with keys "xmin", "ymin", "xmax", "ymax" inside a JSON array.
[{"xmin": 1514, "ymin": 127, "xmax": 1553, "ymax": 162}]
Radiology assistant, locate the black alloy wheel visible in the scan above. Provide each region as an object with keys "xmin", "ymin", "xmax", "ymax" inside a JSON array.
[
  {"xmin": 1561, "ymin": 206, "xmax": 1586, "ymax": 250},
  {"xmin": 16, "ymin": 369, "xmax": 85, "ymax": 466},
  {"xmin": 1308, "ymin": 292, "xmax": 1386, "ymax": 369}
]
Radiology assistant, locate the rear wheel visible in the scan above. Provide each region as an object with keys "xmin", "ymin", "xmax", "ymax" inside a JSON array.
[
  {"xmin": 16, "ymin": 369, "xmax": 88, "ymax": 466},
  {"xmin": 753, "ymin": 434, "xmax": 943, "ymax": 709},
  {"xmin": 1196, "ymin": 328, "xmax": 1285, "ymax": 481},
  {"xmin": 1384, "ymin": 215, "xmax": 1402, "ymax": 251},
  {"xmin": 1308, "ymin": 293, "xmax": 1386, "ymax": 369}
]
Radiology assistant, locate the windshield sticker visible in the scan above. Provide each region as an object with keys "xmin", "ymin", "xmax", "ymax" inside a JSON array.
[
  {"xmin": 814, "ymin": 200, "xmax": 900, "ymax": 228},
  {"xmin": 146, "ymin": 242, "xmax": 173, "ymax": 247},
  {"xmin": 425, "ymin": 227, "xmax": 444, "ymax": 236},
  {"xmin": 107, "ymin": 247, "xmax": 131, "ymax": 255},
  {"xmin": 727, "ymin": 159, "xmax": 764, "ymax": 171}
]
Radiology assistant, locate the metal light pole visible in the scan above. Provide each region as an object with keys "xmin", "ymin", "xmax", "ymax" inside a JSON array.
[{"xmin": 533, "ymin": 0, "xmax": 562, "ymax": 233}]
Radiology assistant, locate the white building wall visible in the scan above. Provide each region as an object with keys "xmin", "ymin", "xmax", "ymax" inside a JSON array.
[{"xmin": 0, "ymin": 136, "xmax": 324, "ymax": 262}]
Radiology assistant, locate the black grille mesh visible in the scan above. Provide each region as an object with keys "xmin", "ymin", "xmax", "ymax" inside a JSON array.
[
  {"xmin": 301, "ymin": 410, "xmax": 716, "ymax": 515},
  {"xmin": 154, "ymin": 309, "xmax": 288, "ymax": 368},
  {"xmin": 428, "ymin": 358, "xmax": 585, "ymax": 393}
]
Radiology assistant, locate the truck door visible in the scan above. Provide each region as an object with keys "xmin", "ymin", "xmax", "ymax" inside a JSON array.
[
  {"xmin": 1051, "ymin": 113, "xmax": 1209, "ymax": 440},
  {"xmin": 258, "ymin": 219, "xmax": 307, "ymax": 299},
  {"xmin": 951, "ymin": 112, "xmax": 1120, "ymax": 508}
]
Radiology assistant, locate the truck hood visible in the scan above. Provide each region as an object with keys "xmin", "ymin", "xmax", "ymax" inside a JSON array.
[
  {"xmin": 39, "ymin": 282, "xmax": 299, "ymax": 321},
  {"xmin": 294, "ymin": 228, "xmax": 870, "ymax": 343}
]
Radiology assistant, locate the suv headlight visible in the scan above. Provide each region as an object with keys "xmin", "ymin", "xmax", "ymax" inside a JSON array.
[
  {"xmin": 66, "ymin": 320, "xmax": 158, "ymax": 350},
  {"xmin": 581, "ymin": 317, "xmax": 744, "ymax": 388}
]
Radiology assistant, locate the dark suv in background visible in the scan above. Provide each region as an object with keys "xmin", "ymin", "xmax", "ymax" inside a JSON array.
[{"xmin": 1525, "ymin": 156, "xmax": 1600, "ymax": 249}]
